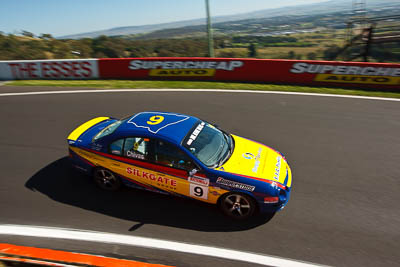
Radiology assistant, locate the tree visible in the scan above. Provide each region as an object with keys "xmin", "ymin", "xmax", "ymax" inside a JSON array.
[
  {"xmin": 322, "ymin": 45, "xmax": 341, "ymax": 60},
  {"xmin": 39, "ymin": 33, "xmax": 53, "ymax": 40},
  {"xmin": 307, "ymin": 52, "xmax": 317, "ymax": 60},
  {"xmin": 69, "ymin": 39, "xmax": 93, "ymax": 58},
  {"xmin": 21, "ymin": 31, "xmax": 34, "ymax": 38},
  {"xmin": 48, "ymin": 39, "xmax": 71, "ymax": 59},
  {"xmin": 218, "ymin": 50, "xmax": 240, "ymax": 58},
  {"xmin": 248, "ymin": 43, "xmax": 258, "ymax": 57}
]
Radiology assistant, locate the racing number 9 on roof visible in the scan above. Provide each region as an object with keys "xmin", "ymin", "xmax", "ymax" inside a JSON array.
[{"xmin": 127, "ymin": 112, "xmax": 190, "ymax": 134}]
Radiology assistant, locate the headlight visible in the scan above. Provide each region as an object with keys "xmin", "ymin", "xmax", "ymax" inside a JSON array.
[{"xmin": 279, "ymin": 189, "xmax": 287, "ymax": 203}]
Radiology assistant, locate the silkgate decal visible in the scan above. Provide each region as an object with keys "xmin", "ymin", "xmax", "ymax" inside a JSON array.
[
  {"xmin": 291, "ymin": 62, "xmax": 400, "ymax": 85},
  {"xmin": 126, "ymin": 167, "xmax": 177, "ymax": 190}
]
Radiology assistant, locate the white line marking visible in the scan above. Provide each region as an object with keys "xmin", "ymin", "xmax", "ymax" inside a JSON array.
[
  {"xmin": 0, "ymin": 88, "xmax": 399, "ymax": 102},
  {"xmin": 0, "ymin": 224, "xmax": 327, "ymax": 267}
]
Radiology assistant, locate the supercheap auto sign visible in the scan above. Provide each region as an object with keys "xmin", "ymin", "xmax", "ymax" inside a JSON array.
[
  {"xmin": 98, "ymin": 58, "xmax": 246, "ymax": 80},
  {"xmin": 129, "ymin": 60, "xmax": 244, "ymax": 77},
  {"xmin": 98, "ymin": 58, "xmax": 400, "ymax": 88},
  {"xmin": 290, "ymin": 62, "xmax": 400, "ymax": 85}
]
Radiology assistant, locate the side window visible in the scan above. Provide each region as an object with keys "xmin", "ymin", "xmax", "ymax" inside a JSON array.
[
  {"xmin": 110, "ymin": 139, "xmax": 124, "ymax": 155},
  {"xmin": 155, "ymin": 140, "xmax": 195, "ymax": 171},
  {"xmin": 123, "ymin": 137, "xmax": 150, "ymax": 160}
]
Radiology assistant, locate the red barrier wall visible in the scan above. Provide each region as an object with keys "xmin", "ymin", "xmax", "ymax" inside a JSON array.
[
  {"xmin": 0, "ymin": 59, "xmax": 99, "ymax": 80},
  {"xmin": 98, "ymin": 57, "xmax": 400, "ymax": 89},
  {"xmin": 1, "ymin": 58, "xmax": 398, "ymax": 89}
]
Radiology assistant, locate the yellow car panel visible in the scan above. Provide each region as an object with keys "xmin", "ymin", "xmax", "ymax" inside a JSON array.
[{"xmin": 67, "ymin": 117, "xmax": 110, "ymax": 141}]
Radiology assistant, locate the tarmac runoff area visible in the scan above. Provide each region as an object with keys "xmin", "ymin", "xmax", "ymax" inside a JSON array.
[{"xmin": 0, "ymin": 86, "xmax": 399, "ymax": 267}]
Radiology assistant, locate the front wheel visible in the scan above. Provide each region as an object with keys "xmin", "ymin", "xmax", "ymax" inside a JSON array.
[
  {"xmin": 93, "ymin": 168, "xmax": 121, "ymax": 191},
  {"xmin": 219, "ymin": 193, "xmax": 256, "ymax": 220}
]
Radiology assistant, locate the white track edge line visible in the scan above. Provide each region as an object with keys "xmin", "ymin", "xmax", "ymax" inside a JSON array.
[
  {"xmin": 0, "ymin": 88, "xmax": 399, "ymax": 102},
  {"xmin": 0, "ymin": 224, "xmax": 328, "ymax": 267}
]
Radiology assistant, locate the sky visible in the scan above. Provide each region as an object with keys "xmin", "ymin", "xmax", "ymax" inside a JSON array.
[{"xmin": 1, "ymin": 0, "xmax": 328, "ymax": 37}]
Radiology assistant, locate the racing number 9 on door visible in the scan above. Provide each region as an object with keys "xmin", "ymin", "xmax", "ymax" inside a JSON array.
[{"xmin": 189, "ymin": 183, "xmax": 208, "ymax": 200}]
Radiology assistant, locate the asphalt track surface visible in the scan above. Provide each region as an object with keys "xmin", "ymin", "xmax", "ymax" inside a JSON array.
[{"xmin": 0, "ymin": 86, "xmax": 399, "ymax": 267}]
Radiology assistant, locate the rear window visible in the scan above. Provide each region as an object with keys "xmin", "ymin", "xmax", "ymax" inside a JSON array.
[{"xmin": 93, "ymin": 119, "xmax": 124, "ymax": 141}]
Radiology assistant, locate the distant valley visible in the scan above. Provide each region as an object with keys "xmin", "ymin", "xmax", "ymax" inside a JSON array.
[{"xmin": 60, "ymin": 0, "xmax": 400, "ymax": 39}]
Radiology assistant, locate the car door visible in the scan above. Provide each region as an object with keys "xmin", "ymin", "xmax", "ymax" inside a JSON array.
[
  {"xmin": 106, "ymin": 136, "xmax": 217, "ymax": 203},
  {"xmin": 152, "ymin": 139, "xmax": 219, "ymax": 203},
  {"xmin": 106, "ymin": 136, "xmax": 198, "ymax": 197},
  {"xmin": 107, "ymin": 136, "xmax": 164, "ymax": 191}
]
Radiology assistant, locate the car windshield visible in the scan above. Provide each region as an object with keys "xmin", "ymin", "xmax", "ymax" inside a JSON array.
[
  {"xmin": 183, "ymin": 121, "xmax": 233, "ymax": 168},
  {"xmin": 93, "ymin": 119, "xmax": 125, "ymax": 141}
]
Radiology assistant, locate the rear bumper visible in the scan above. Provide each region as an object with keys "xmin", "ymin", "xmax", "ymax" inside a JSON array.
[{"xmin": 68, "ymin": 147, "xmax": 94, "ymax": 175}]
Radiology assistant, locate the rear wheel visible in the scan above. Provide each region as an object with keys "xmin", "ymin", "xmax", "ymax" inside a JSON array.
[
  {"xmin": 93, "ymin": 168, "xmax": 121, "ymax": 191},
  {"xmin": 219, "ymin": 193, "xmax": 256, "ymax": 220}
]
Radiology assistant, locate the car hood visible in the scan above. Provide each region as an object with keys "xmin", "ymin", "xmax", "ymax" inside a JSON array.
[{"xmin": 216, "ymin": 135, "xmax": 292, "ymax": 188}]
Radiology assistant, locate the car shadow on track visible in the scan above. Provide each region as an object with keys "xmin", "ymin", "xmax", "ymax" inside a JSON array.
[{"xmin": 25, "ymin": 157, "xmax": 274, "ymax": 232}]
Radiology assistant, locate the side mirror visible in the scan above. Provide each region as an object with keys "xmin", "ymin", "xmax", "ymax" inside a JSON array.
[{"xmin": 189, "ymin": 168, "xmax": 198, "ymax": 177}]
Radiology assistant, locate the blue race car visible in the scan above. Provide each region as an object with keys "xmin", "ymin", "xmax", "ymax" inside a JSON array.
[{"xmin": 67, "ymin": 111, "xmax": 292, "ymax": 219}]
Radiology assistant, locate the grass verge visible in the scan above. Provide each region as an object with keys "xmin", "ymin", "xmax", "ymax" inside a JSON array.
[{"xmin": 6, "ymin": 80, "xmax": 400, "ymax": 99}]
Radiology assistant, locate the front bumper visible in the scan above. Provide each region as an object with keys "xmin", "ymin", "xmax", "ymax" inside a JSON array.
[{"xmin": 258, "ymin": 187, "xmax": 291, "ymax": 214}]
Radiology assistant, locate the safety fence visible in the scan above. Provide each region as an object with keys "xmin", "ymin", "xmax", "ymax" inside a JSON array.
[{"xmin": 1, "ymin": 58, "xmax": 399, "ymax": 89}]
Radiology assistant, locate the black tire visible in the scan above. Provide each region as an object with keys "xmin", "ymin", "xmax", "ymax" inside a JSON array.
[
  {"xmin": 219, "ymin": 193, "xmax": 256, "ymax": 220},
  {"xmin": 93, "ymin": 167, "xmax": 121, "ymax": 191}
]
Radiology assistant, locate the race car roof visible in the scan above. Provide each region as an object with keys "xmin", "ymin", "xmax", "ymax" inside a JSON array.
[{"xmin": 115, "ymin": 111, "xmax": 200, "ymax": 145}]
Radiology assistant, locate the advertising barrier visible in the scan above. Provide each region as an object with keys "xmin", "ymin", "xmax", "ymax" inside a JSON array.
[
  {"xmin": 1, "ymin": 57, "xmax": 399, "ymax": 89},
  {"xmin": 98, "ymin": 58, "xmax": 400, "ymax": 89},
  {"xmin": 0, "ymin": 59, "xmax": 99, "ymax": 80}
]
